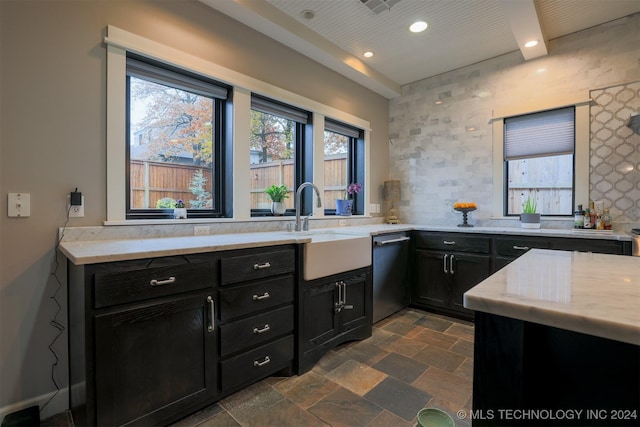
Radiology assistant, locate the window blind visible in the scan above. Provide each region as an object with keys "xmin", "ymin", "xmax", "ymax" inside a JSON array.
[
  {"xmin": 251, "ymin": 95, "xmax": 310, "ymax": 124},
  {"xmin": 504, "ymin": 107, "xmax": 575, "ymax": 160},
  {"xmin": 127, "ymin": 56, "xmax": 228, "ymax": 100},
  {"xmin": 325, "ymin": 118, "xmax": 361, "ymax": 138}
]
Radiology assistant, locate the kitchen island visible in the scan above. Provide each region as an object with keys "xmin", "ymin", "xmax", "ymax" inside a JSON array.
[{"xmin": 464, "ymin": 249, "xmax": 639, "ymax": 426}]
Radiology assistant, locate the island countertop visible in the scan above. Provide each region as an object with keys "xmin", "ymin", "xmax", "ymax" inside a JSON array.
[{"xmin": 464, "ymin": 249, "xmax": 640, "ymax": 345}]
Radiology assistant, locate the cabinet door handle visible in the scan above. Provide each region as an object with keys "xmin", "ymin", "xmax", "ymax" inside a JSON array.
[
  {"xmin": 253, "ymin": 262, "xmax": 271, "ymax": 270},
  {"xmin": 342, "ymin": 282, "xmax": 353, "ymax": 310},
  {"xmin": 253, "ymin": 292, "xmax": 270, "ymax": 301},
  {"xmin": 443, "ymin": 254, "xmax": 449, "ymax": 274},
  {"xmin": 450, "ymin": 255, "xmax": 455, "ymax": 275},
  {"xmin": 207, "ymin": 296, "xmax": 215, "ymax": 333},
  {"xmin": 253, "ymin": 356, "xmax": 271, "ymax": 367},
  {"xmin": 253, "ymin": 324, "xmax": 270, "ymax": 334},
  {"xmin": 334, "ymin": 282, "xmax": 343, "ymax": 312},
  {"xmin": 513, "ymin": 245, "xmax": 530, "ymax": 251},
  {"xmin": 149, "ymin": 276, "xmax": 176, "ymax": 286},
  {"xmin": 443, "ymin": 240, "xmax": 456, "ymax": 245}
]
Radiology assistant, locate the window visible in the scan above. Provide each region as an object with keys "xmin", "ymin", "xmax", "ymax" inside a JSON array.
[
  {"xmin": 249, "ymin": 95, "xmax": 311, "ymax": 216},
  {"xmin": 324, "ymin": 119, "xmax": 364, "ymax": 215},
  {"xmin": 126, "ymin": 55, "xmax": 230, "ymax": 219},
  {"xmin": 504, "ymin": 107, "xmax": 575, "ymax": 216}
]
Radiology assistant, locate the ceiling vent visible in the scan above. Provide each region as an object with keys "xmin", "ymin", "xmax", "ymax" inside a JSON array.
[{"xmin": 360, "ymin": 0, "xmax": 402, "ymax": 15}]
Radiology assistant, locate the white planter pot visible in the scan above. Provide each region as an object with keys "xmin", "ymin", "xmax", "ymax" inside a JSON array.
[
  {"xmin": 271, "ymin": 201, "xmax": 286, "ymax": 216},
  {"xmin": 520, "ymin": 213, "xmax": 541, "ymax": 228},
  {"xmin": 173, "ymin": 208, "xmax": 187, "ymax": 219}
]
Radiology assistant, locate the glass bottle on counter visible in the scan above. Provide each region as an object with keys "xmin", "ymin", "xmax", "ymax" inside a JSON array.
[
  {"xmin": 602, "ymin": 209, "xmax": 612, "ymax": 230},
  {"xmin": 589, "ymin": 201, "xmax": 597, "ymax": 229},
  {"xmin": 583, "ymin": 208, "xmax": 592, "ymax": 229},
  {"xmin": 574, "ymin": 204, "xmax": 584, "ymax": 229}
]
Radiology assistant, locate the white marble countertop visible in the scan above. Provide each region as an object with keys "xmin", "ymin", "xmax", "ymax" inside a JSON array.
[
  {"xmin": 464, "ymin": 249, "xmax": 640, "ymax": 345},
  {"xmin": 59, "ymin": 223, "xmax": 632, "ymax": 265}
]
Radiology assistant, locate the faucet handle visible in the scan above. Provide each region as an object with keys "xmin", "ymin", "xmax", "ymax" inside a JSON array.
[{"xmin": 302, "ymin": 216, "xmax": 309, "ymax": 231}]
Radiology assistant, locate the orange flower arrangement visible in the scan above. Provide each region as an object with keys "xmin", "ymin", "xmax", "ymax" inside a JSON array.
[{"xmin": 453, "ymin": 202, "xmax": 477, "ymax": 209}]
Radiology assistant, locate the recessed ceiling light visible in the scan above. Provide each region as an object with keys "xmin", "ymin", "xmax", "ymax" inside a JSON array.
[
  {"xmin": 410, "ymin": 21, "xmax": 428, "ymax": 33},
  {"xmin": 434, "ymin": 100, "xmax": 443, "ymax": 105},
  {"xmin": 363, "ymin": 51, "xmax": 374, "ymax": 58},
  {"xmin": 301, "ymin": 9, "xmax": 315, "ymax": 20},
  {"xmin": 524, "ymin": 40, "xmax": 539, "ymax": 48}
]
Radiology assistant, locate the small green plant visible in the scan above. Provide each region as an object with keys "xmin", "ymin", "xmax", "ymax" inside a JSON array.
[
  {"xmin": 522, "ymin": 196, "xmax": 538, "ymax": 214},
  {"xmin": 264, "ymin": 184, "xmax": 289, "ymax": 202},
  {"xmin": 156, "ymin": 198, "xmax": 177, "ymax": 209}
]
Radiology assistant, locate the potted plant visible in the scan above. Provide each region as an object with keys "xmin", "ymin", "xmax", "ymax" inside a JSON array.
[
  {"xmin": 336, "ymin": 182, "xmax": 362, "ymax": 216},
  {"xmin": 174, "ymin": 199, "xmax": 187, "ymax": 219},
  {"xmin": 264, "ymin": 184, "xmax": 289, "ymax": 215},
  {"xmin": 520, "ymin": 196, "xmax": 540, "ymax": 228}
]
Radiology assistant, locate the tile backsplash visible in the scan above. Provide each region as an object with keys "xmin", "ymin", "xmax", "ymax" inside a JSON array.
[
  {"xmin": 389, "ymin": 14, "xmax": 639, "ymax": 229},
  {"xmin": 590, "ymin": 81, "xmax": 640, "ymax": 224}
]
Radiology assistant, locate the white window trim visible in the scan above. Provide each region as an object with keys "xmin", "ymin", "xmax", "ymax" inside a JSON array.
[
  {"xmin": 491, "ymin": 95, "xmax": 591, "ymax": 218},
  {"xmin": 104, "ymin": 25, "xmax": 370, "ymax": 223}
]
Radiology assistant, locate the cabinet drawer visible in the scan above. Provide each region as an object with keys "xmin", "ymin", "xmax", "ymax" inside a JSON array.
[
  {"xmin": 415, "ymin": 232, "xmax": 490, "ymax": 254},
  {"xmin": 220, "ymin": 305, "xmax": 294, "ymax": 357},
  {"xmin": 495, "ymin": 237, "xmax": 549, "ymax": 257},
  {"xmin": 221, "ymin": 249, "xmax": 295, "ymax": 285},
  {"xmin": 219, "ymin": 275, "xmax": 294, "ymax": 321},
  {"xmin": 221, "ymin": 335, "xmax": 294, "ymax": 392},
  {"xmin": 93, "ymin": 261, "xmax": 214, "ymax": 309}
]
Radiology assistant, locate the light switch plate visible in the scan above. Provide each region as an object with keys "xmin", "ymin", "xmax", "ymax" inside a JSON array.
[{"xmin": 8, "ymin": 193, "xmax": 30, "ymax": 217}]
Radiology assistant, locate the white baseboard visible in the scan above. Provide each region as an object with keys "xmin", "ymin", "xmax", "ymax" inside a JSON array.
[{"xmin": 0, "ymin": 387, "xmax": 68, "ymax": 422}]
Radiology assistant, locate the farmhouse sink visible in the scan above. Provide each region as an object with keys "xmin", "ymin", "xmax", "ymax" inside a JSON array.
[{"xmin": 299, "ymin": 231, "xmax": 372, "ymax": 281}]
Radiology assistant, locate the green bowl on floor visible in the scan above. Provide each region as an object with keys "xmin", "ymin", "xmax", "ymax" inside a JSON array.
[{"xmin": 417, "ymin": 407, "xmax": 455, "ymax": 427}]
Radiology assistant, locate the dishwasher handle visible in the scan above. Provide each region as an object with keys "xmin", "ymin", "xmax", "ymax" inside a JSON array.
[{"xmin": 374, "ymin": 236, "xmax": 411, "ymax": 246}]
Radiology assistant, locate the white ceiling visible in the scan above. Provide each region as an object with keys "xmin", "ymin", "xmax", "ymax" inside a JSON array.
[{"xmin": 200, "ymin": 0, "xmax": 640, "ymax": 98}]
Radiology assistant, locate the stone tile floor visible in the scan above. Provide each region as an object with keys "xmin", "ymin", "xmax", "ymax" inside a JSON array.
[{"xmin": 43, "ymin": 308, "xmax": 474, "ymax": 427}]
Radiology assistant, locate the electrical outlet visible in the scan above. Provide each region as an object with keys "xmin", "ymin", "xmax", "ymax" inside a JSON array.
[
  {"xmin": 194, "ymin": 225, "xmax": 210, "ymax": 236},
  {"xmin": 594, "ymin": 200, "xmax": 604, "ymax": 215},
  {"xmin": 339, "ymin": 219, "xmax": 347, "ymax": 226},
  {"xmin": 67, "ymin": 195, "xmax": 84, "ymax": 217}
]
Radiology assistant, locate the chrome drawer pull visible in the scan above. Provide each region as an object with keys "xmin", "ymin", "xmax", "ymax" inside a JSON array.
[
  {"xmin": 253, "ymin": 324, "xmax": 270, "ymax": 334},
  {"xmin": 253, "ymin": 292, "xmax": 270, "ymax": 301},
  {"xmin": 207, "ymin": 296, "xmax": 215, "ymax": 333},
  {"xmin": 149, "ymin": 276, "xmax": 176, "ymax": 287},
  {"xmin": 254, "ymin": 356, "xmax": 271, "ymax": 367},
  {"xmin": 513, "ymin": 245, "xmax": 530, "ymax": 251},
  {"xmin": 253, "ymin": 262, "xmax": 271, "ymax": 270},
  {"xmin": 443, "ymin": 240, "xmax": 456, "ymax": 245}
]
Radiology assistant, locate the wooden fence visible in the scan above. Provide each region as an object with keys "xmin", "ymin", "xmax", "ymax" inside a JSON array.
[
  {"xmin": 131, "ymin": 153, "xmax": 348, "ymax": 210},
  {"xmin": 507, "ymin": 156, "xmax": 573, "ymax": 214}
]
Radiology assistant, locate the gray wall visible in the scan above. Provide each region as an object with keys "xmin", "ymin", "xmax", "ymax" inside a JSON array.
[
  {"xmin": 389, "ymin": 14, "xmax": 639, "ymax": 226},
  {"xmin": 0, "ymin": 0, "xmax": 389, "ymax": 417}
]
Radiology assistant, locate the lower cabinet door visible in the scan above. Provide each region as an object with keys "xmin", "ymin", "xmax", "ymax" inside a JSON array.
[
  {"xmin": 340, "ymin": 274, "xmax": 369, "ymax": 332},
  {"xmin": 94, "ymin": 291, "xmax": 217, "ymax": 427},
  {"xmin": 451, "ymin": 252, "xmax": 492, "ymax": 314},
  {"xmin": 301, "ymin": 281, "xmax": 340, "ymax": 352},
  {"xmin": 415, "ymin": 250, "xmax": 450, "ymax": 309}
]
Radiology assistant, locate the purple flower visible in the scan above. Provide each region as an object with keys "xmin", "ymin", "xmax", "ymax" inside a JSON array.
[
  {"xmin": 347, "ymin": 183, "xmax": 362, "ymax": 198},
  {"xmin": 175, "ymin": 199, "xmax": 186, "ymax": 208}
]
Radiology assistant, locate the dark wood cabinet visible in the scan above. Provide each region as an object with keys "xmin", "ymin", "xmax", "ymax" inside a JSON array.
[
  {"xmin": 217, "ymin": 246, "xmax": 296, "ymax": 394},
  {"xmin": 94, "ymin": 291, "xmax": 217, "ymax": 427},
  {"xmin": 68, "ymin": 254, "xmax": 218, "ymax": 427},
  {"xmin": 413, "ymin": 233, "xmax": 491, "ymax": 320},
  {"xmin": 298, "ymin": 267, "xmax": 372, "ymax": 374},
  {"xmin": 411, "ymin": 230, "xmax": 632, "ymax": 321}
]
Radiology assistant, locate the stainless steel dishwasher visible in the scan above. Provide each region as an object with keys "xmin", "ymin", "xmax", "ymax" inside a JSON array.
[{"xmin": 372, "ymin": 232, "xmax": 411, "ymax": 323}]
